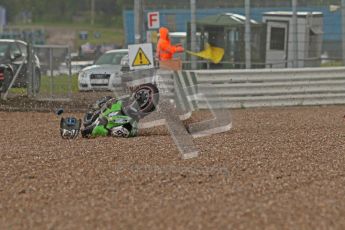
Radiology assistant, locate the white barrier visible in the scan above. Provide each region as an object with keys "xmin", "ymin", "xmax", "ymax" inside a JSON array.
[{"xmin": 173, "ymin": 67, "xmax": 345, "ymax": 109}]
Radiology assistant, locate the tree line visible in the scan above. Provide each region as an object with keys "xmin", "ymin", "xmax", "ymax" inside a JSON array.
[
  {"xmin": 0, "ymin": 0, "xmax": 130, "ymax": 26},
  {"xmin": 0, "ymin": 0, "xmax": 340, "ymax": 26}
]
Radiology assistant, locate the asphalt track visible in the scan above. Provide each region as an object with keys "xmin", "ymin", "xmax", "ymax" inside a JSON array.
[{"xmin": 1, "ymin": 105, "xmax": 345, "ymax": 229}]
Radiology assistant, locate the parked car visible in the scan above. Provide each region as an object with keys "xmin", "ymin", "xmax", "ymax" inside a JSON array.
[
  {"xmin": 78, "ymin": 49, "xmax": 128, "ymax": 91},
  {"xmin": 0, "ymin": 39, "xmax": 41, "ymax": 92},
  {"xmin": 57, "ymin": 60, "xmax": 93, "ymax": 76}
]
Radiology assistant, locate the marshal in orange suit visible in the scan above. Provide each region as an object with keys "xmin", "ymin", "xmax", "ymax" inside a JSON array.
[{"xmin": 156, "ymin": 27, "xmax": 184, "ymax": 61}]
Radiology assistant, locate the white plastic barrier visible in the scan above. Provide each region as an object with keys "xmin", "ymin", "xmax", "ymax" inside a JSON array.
[{"xmin": 169, "ymin": 67, "xmax": 345, "ymax": 109}]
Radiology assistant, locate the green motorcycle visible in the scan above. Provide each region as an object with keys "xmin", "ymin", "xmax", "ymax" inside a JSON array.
[
  {"xmin": 81, "ymin": 96, "xmax": 139, "ymax": 138},
  {"xmin": 60, "ymin": 82, "xmax": 159, "ymax": 139}
]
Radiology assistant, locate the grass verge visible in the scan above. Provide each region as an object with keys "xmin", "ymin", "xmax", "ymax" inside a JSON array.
[{"xmin": 9, "ymin": 74, "xmax": 79, "ymax": 96}]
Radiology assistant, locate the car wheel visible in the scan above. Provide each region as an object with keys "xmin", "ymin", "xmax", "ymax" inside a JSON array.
[{"xmin": 2, "ymin": 69, "xmax": 13, "ymax": 93}]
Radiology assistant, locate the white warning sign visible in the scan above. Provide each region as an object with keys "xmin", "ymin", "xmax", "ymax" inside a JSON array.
[{"xmin": 128, "ymin": 43, "xmax": 154, "ymax": 70}]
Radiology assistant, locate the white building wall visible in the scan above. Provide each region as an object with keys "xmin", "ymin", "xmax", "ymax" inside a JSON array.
[{"xmin": 263, "ymin": 12, "xmax": 323, "ymax": 68}]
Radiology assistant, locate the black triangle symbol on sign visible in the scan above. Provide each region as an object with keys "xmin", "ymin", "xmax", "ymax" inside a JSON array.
[{"xmin": 132, "ymin": 48, "xmax": 151, "ymax": 66}]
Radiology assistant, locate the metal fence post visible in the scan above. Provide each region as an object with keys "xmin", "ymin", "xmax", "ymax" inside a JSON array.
[
  {"xmin": 32, "ymin": 45, "xmax": 36, "ymax": 97},
  {"xmin": 26, "ymin": 42, "xmax": 33, "ymax": 97},
  {"xmin": 67, "ymin": 48, "xmax": 72, "ymax": 99},
  {"xmin": 190, "ymin": 0, "xmax": 197, "ymax": 70},
  {"xmin": 245, "ymin": 0, "xmax": 251, "ymax": 69},
  {"xmin": 49, "ymin": 47, "xmax": 54, "ymax": 98},
  {"xmin": 292, "ymin": 0, "xmax": 298, "ymax": 68},
  {"xmin": 134, "ymin": 0, "xmax": 143, "ymax": 44},
  {"xmin": 342, "ymin": 0, "xmax": 345, "ymax": 66}
]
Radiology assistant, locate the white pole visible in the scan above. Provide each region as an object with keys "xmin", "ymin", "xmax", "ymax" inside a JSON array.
[
  {"xmin": 190, "ymin": 0, "xmax": 197, "ymax": 70},
  {"xmin": 134, "ymin": 0, "xmax": 142, "ymax": 44},
  {"xmin": 342, "ymin": 0, "xmax": 345, "ymax": 65},
  {"xmin": 245, "ymin": 0, "xmax": 251, "ymax": 69},
  {"xmin": 292, "ymin": 0, "xmax": 298, "ymax": 67}
]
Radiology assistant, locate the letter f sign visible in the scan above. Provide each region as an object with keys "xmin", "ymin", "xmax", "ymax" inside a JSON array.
[{"xmin": 148, "ymin": 12, "xmax": 160, "ymax": 29}]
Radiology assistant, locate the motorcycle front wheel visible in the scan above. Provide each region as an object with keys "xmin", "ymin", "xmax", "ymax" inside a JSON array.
[{"xmin": 133, "ymin": 83, "xmax": 159, "ymax": 114}]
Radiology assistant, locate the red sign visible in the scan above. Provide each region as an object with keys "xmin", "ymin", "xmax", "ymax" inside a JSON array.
[{"xmin": 147, "ymin": 12, "xmax": 160, "ymax": 29}]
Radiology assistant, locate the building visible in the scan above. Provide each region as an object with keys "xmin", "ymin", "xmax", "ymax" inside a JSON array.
[{"xmin": 263, "ymin": 11, "xmax": 323, "ymax": 68}]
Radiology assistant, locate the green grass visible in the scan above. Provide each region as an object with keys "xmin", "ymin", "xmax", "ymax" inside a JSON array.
[
  {"xmin": 40, "ymin": 74, "xmax": 79, "ymax": 95},
  {"xmin": 321, "ymin": 61, "xmax": 343, "ymax": 67},
  {"xmin": 9, "ymin": 87, "xmax": 27, "ymax": 95},
  {"xmin": 9, "ymin": 74, "xmax": 79, "ymax": 96},
  {"xmin": 10, "ymin": 21, "xmax": 125, "ymax": 48}
]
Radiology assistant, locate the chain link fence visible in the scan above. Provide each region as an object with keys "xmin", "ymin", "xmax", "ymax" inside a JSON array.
[
  {"xmin": 0, "ymin": 43, "xmax": 73, "ymax": 101},
  {"xmin": 2, "ymin": 0, "xmax": 345, "ymax": 103},
  {"xmin": 127, "ymin": 0, "xmax": 345, "ymax": 68},
  {"xmin": 33, "ymin": 45, "xmax": 72, "ymax": 101}
]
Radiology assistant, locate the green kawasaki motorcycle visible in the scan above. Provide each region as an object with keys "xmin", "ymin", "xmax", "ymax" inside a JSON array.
[{"xmin": 60, "ymin": 83, "xmax": 159, "ymax": 139}]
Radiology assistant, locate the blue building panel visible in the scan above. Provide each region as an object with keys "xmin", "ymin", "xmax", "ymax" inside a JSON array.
[{"xmin": 124, "ymin": 7, "xmax": 341, "ymax": 45}]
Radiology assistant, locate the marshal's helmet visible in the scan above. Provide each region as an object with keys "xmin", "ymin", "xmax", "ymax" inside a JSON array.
[{"xmin": 60, "ymin": 117, "xmax": 81, "ymax": 139}]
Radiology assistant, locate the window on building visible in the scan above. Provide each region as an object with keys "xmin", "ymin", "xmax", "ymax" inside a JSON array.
[{"xmin": 270, "ymin": 27, "xmax": 285, "ymax": 50}]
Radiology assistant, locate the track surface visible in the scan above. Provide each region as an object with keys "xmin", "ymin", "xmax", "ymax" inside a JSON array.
[{"xmin": 1, "ymin": 106, "xmax": 345, "ymax": 229}]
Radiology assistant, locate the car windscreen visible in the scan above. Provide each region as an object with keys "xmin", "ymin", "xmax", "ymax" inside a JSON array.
[
  {"xmin": 95, "ymin": 52, "xmax": 127, "ymax": 65},
  {"xmin": 0, "ymin": 42, "xmax": 9, "ymax": 59}
]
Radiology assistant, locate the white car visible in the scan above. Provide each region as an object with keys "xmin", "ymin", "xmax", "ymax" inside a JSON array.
[
  {"xmin": 58, "ymin": 60, "xmax": 93, "ymax": 76},
  {"xmin": 78, "ymin": 49, "xmax": 128, "ymax": 91}
]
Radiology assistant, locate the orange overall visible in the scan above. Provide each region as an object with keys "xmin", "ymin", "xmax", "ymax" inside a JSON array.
[{"xmin": 156, "ymin": 27, "xmax": 184, "ymax": 61}]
